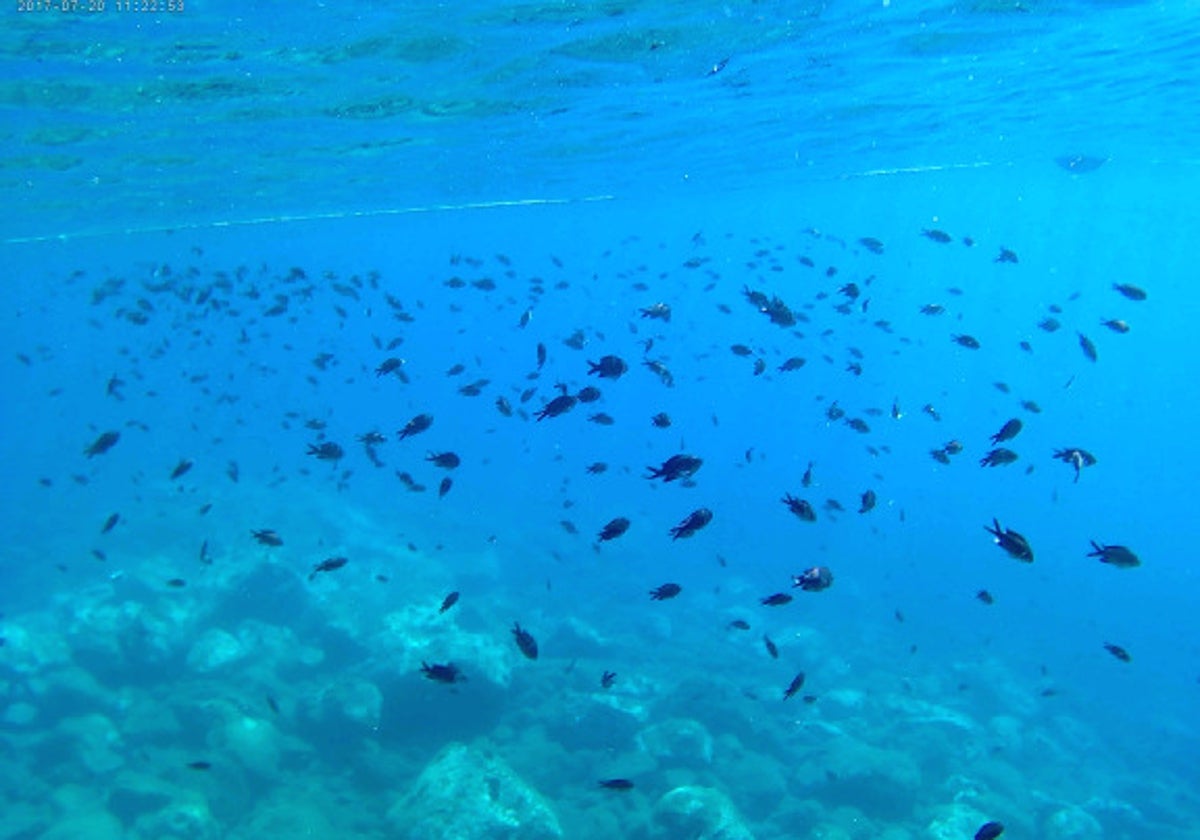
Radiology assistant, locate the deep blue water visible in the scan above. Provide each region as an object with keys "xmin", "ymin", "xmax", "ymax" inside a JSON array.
[{"xmin": 2, "ymin": 2, "xmax": 1199, "ymax": 839}]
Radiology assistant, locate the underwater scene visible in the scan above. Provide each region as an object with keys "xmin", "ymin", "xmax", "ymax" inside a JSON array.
[{"xmin": 3, "ymin": 2, "xmax": 1199, "ymax": 839}]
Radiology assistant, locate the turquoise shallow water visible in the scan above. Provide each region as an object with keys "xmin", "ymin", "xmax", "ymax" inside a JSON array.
[{"xmin": 2, "ymin": 3, "xmax": 1199, "ymax": 839}]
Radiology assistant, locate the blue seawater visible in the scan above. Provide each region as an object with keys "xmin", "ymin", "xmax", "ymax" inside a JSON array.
[{"xmin": 2, "ymin": 2, "xmax": 1198, "ymax": 838}]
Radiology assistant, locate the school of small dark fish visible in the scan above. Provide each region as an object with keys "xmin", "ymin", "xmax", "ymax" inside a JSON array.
[{"xmin": 31, "ymin": 219, "xmax": 1158, "ymax": 824}]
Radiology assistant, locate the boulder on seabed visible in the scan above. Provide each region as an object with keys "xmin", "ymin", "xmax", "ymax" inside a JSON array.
[
  {"xmin": 653, "ymin": 785, "xmax": 755, "ymax": 840},
  {"xmin": 186, "ymin": 628, "xmax": 246, "ymax": 672},
  {"xmin": 636, "ymin": 718, "xmax": 714, "ymax": 765},
  {"xmin": 323, "ymin": 678, "xmax": 383, "ymax": 729},
  {"xmin": 59, "ymin": 713, "xmax": 125, "ymax": 775},
  {"xmin": 1045, "ymin": 805, "xmax": 1102, "ymax": 839},
  {"xmin": 387, "ymin": 742, "xmax": 562, "ymax": 840}
]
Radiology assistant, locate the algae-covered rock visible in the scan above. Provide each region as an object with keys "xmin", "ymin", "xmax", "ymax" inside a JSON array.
[
  {"xmin": 186, "ymin": 628, "xmax": 246, "ymax": 672},
  {"xmin": 323, "ymin": 678, "xmax": 383, "ymax": 729},
  {"xmin": 1045, "ymin": 805, "xmax": 1102, "ymax": 839},
  {"xmin": 210, "ymin": 715, "xmax": 281, "ymax": 777},
  {"xmin": 926, "ymin": 802, "xmax": 991, "ymax": 840},
  {"xmin": 134, "ymin": 790, "xmax": 220, "ymax": 840},
  {"xmin": 40, "ymin": 809, "xmax": 124, "ymax": 840},
  {"xmin": 387, "ymin": 742, "xmax": 562, "ymax": 840},
  {"xmin": 636, "ymin": 718, "xmax": 714, "ymax": 765},
  {"xmin": 653, "ymin": 785, "xmax": 754, "ymax": 840},
  {"xmin": 59, "ymin": 713, "xmax": 125, "ymax": 775}
]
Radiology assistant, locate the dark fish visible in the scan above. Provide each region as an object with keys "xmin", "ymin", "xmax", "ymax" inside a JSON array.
[
  {"xmin": 1052, "ymin": 447, "xmax": 1097, "ymax": 483},
  {"xmin": 859, "ymin": 236, "xmax": 884, "ymax": 254},
  {"xmin": 600, "ymin": 670, "xmax": 617, "ymax": 688},
  {"xmin": 1112, "ymin": 283, "xmax": 1147, "ymax": 301},
  {"xmin": 976, "ymin": 589, "xmax": 995, "ymax": 605},
  {"xmin": 576, "ymin": 386, "xmax": 602, "ymax": 403},
  {"xmin": 84, "ymin": 430, "xmax": 121, "ymax": 458},
  {"xmin": 226, "ymin": 461, "xmax": 240, "ymax": 482},
  {"xmin": 1038, "ymin": 317, "xmax": 1061, "ymax": 333},
  {"xmin": 974, "ymin": 821, "xmax": 1005, "ymax": 840},
  {"xmin": 1077, "ymin": 332, "xmax": 1098, "ymax": 362},
  {"xmin": 375, "ymin": 357, "xmax": 405, "ymax": 377},
  {"xmin": 186, "ymin": 761, "xmax": 212, "ymax": 771},
  {"xmin": 858, "ymin": 490, "xmax": 876, "ymax": 514},
  {"xmin": 1057, "ymin": 153, "xmax": 1106, "ymax": 173},
  {"xmin": 535, "ymin": 394, "xmax": 577, "ymax": 421},
  {"xmin": 730, "ymin": 344, "xmax": 754, "ymax": 357},
  {"xmin": 251, "ymin": 529, "xmax": 283, "ymax": 547},
  {"xmin": 588, "ymin": 412, "xmax": 615, "ymax": 426},
  {"xmin": 585, "ymin": 462, "xmax": 608, "ymax": 474},
  {"xmin": 783, "ymin": 671, "xmax": 807, "ymax": 700},
  {"xmin": 801, "ymin": 462, "xmax": 814, "ymax": 487},
  {"xmin": 560, "ymin": 520, "xmax": 579, "ymax": 535},
  {"xmin": 1103, "ymin": 642, "xmax": 1131, "ymax": 663},
  {"xmin": 536, "ymin": 342, "xmax": 547, "ymax": 369},
  {"xmin": 990, "ymin": 419, "xmax": 1023, "ymax": 445},
  {"xmin": 439, "ymin": 591, "xmax": 460, "ymax": 613},
  {"xmin": 922, "ymin": 229, "xmax": 953, "ymax": 243},
  {"xmin": 994, "ymin": 247, "xmax": 1018, "ymax": 264},
  {"xmin": 597, "ymin": 517, "xmax": 630, "ymax": 542},
  {"xmin": 512, "ymin": 622, "xmax": 538, "ymax": 660},
  {"xmin": 778, "ymin": 356, "xmax": 806, "ymax": 372},
  {"xmin": 646, "ymin": 454, "xmax": 703, "ymax": 482},
  {"xmin": 919, "ymin": 303, "xmax": 945, "ymax": 315},
  {"xmin": 760, "ymin": 592, "xmax": 793, "ymax": 607},
  {"xmin": 445, "ymin": 363, "xmax": 466, "ymax": 377},
  {"xmin": 495, "ymin": 396, "xmax": 513, "ymax": 417},
  {"xmin": 649, "ymin": 582, "xmax": 682, "ymax": 600},
  {"xmin": 438, "ymin": 477, "xmax": 453, "ymax": 498},
  {"xmin": 1088, "ymin": 541, "xmax": 1140, "ymax": 568},
  {"xmin": 792, "ymin": 566, "xmax": 834, "ymax": 592},
  {"xmin": 980, "ymin": 448, "xmax": 1018, "ymax": 467},
  {"xmin": 165, "ymin": 578, "xmax": 187, "ymax": 588},
  {"xmin": 782, "ymin": 494, "xmax": 817, "ymax": 522},
  {"xmin": 307, "ymin": 442, "xmax": 344, "ymax": 461},
  {"xmin": 643, "ymin": 359, "xmax": 675, "ymax": 387},
  {"xmin": 952, "ymin": 334, "xmax": 981, "ymax": 349},
  {"xmin": 598, "ymin": 779, "xmax": 634, "ymax": 790},
  {"xmin": 266, "ymin": 695, "xmax": 280, "ymax": 715},
  {"xmin": 669, "ymin": 508, "xmax": 713, "ymax": 540},
  {"xmin": 985, "ymin": 518, "xmax": 1034, "ymax": 562},
  {"xmin": 309, "ymin": 556, "xmax": 348, "ymax": 581},
  {"xmin": 650, "ymin": 412, "xmax": 671, "ymax": 428},
  {"xmin": 421, "ymin": 661, "xmax": 464, "ymax": 683},
  {"xmin": 199, "ymin": 540, "xmax": 211, "ymax": 565},
  {"xmin": 426, "ymin": 451, "xmax": 461, "ymax": 469},
  {"xmin": 397, "ymin": 413, "xmax": 433, "ymax": 440},
  {"xmin": 587, "ymin": 355, "xmax": 628, "ymax": 379},
  {"xmin": 763, "ymin": 635, "xmax": 779, "ymax": 659},
  {"xmin": 169, "ymin": 459, "xmax": 193, "ymax": 480},
  {"xmin": 101, "ymin": 513, "xmax": 120, "ymax": 534},
  {"xmin": 640, "ymin": 302, "xmax": 671, "ymax": 321}
]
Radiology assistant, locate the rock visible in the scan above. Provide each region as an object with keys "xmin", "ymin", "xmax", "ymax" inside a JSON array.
[
  {"xmin": 637, "ymin": 718, "xmax": 714, "ymax": 765},
  {"xmin": 2, "ymin": 701, "xmax": 38, "ymax": 726},
  {"xmin": 211, "ymin": 715, "xmax": 281, "ymax": 777},
  {"xmin": 926, "ymin": 802, "xmax": 991, "ymax": 840},
  {"xmin": 323, "ymin": 678, "xmax": 383, "ymax": 729},
  {"xmin": 809, "ymin": 737, "xmax": 921, "ymax": 820},
  {"xmin": 133, "ymin": 791, "xmax": 219, "ymax": 840},
  {"xmin": 387, "ymin": 742, "xmax": 562, "ymax": 840},
  {"xmin": 40, "ymin": 810, "xmax": 124, "ymax": 840},
  {"xmin": 1045, "ymin": 805, "xmax": 1102, "ymax": 839},
  {"xmin": 653, "ymin": 785, "xmax": 754, "ymax": 840},
  {"xmin": 59, "ymin": 714, "xmax": 125, "ymax": 775},
  {"xmin": 186, "ymin": 629, "xmax": 246, "ymax": 672}
]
